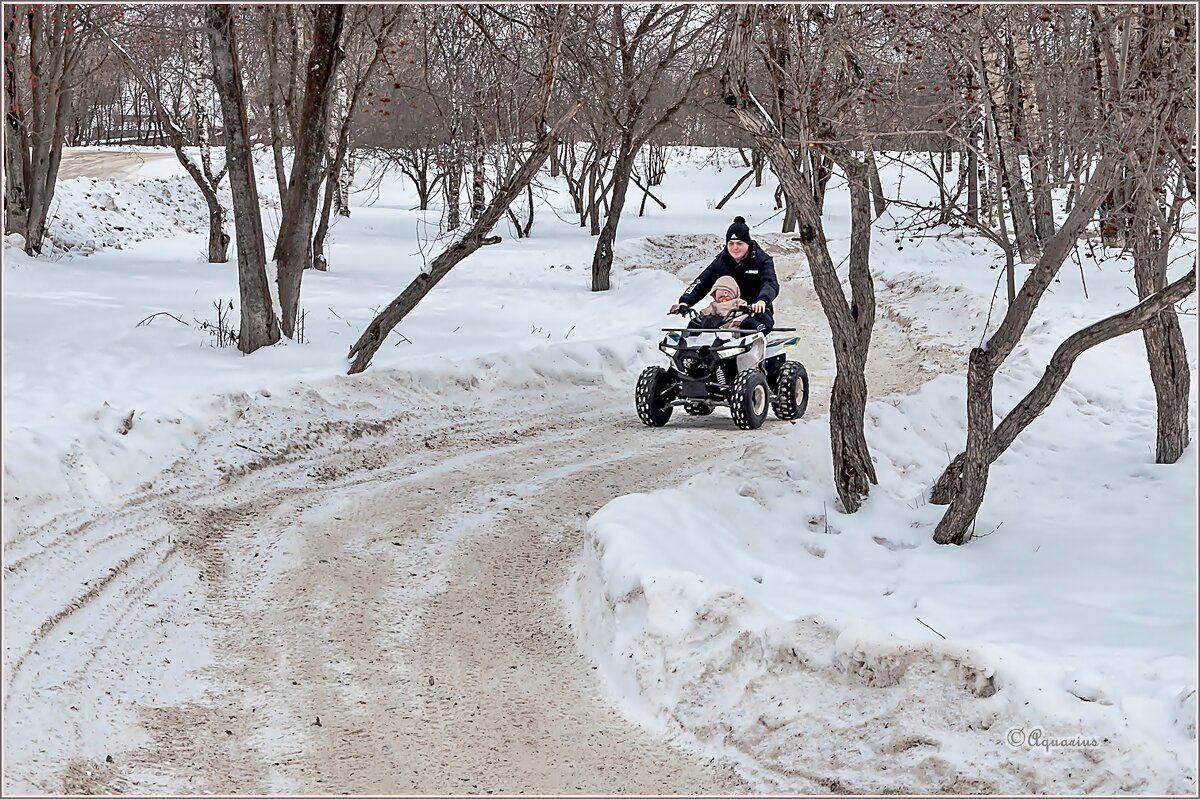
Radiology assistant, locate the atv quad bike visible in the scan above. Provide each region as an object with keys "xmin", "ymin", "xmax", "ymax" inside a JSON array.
[{"xmin": 635, "ymin": 308, "xmax": 810, "ymax": 430}]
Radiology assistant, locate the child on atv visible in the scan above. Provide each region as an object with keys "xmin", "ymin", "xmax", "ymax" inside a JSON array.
[{"xmin": 693, "ymin": 275, "xmax": 751, "ymax": 330}]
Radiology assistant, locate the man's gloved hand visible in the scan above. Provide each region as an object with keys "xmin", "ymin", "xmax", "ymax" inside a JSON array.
[
  {"xmin": 669, "ymin": 303, "xmax": 689, "ymax": 314},
  {"xmin": 750, "ymin": 300, "xmax": 766, "ymax": 314}
]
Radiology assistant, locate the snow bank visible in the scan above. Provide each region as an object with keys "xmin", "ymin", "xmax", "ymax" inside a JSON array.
[
  {"xmin": 40, "ymin": 148, "xmax": 282, "ymax": 256},
  {"xmin": 570, "ymin": 161, "xmax": 1198, "ymax": 792},
  {"xmin": 572, "ymin": 361, "xmax": 1197, "ymax": 791}
]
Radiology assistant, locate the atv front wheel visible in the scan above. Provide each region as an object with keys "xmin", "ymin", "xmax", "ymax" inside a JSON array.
[
  {"xmin": 730, "ymin": 369, "xmax": 769, "ymax": 430},
  {"xmin": 635, "ymin": 366, "xmax": 675, "ymax": 427},
  {"xmin": 772, "ymin": 361, "xmax": 810, "ymax": 420}
]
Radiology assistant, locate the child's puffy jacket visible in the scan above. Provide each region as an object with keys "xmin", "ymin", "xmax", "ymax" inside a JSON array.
[{"xmin": 695, "ymin": 276, "xmax": 750, "ymax": 329}]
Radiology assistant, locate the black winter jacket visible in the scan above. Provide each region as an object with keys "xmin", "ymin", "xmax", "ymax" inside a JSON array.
[{"xmin": 679, "ymin": 242, "xmax": 779, "ymax": 313}]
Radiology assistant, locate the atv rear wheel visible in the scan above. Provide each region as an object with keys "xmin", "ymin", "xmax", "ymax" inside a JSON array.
[
  {"xmin": 730, "ymin": 368, "xmax": 769, "ymax": 430},
  {"xmin": 635, "ymin": 366, "xmax": 674, "ymax": 427},
  {"xmin": 772, "ymin": 361, "xmax": 810, "ymax": 420}
]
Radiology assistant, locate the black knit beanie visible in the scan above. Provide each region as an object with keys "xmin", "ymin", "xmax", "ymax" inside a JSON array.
[{"xmin": 725, "ymin": 216, "xmax": 751, "ymax": 243}]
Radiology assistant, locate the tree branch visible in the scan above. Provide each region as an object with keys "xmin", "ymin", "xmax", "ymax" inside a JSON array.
[
  {"xmin": 346, "ymin": 100, "xmax": 583, "ymax": 374},
  {"xmin": 931, "ymin": 264, "xmax": 1197, "ymax": 503}
]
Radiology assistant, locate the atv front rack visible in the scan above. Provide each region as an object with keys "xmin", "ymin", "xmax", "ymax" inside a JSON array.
[
  {"xmin": 662, "ymin": 327, "xmax": 798, "ymax": 348},
  {"xmin": 659, "ymin": 326, "xmax": 797, "ymax": 334}
]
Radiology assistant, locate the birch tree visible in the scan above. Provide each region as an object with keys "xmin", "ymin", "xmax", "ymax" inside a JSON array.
[
  {"xmin": 97, "ymin": 7, "xmax": 231, "ymax": 262},
  {"xmin": 311, "ymin": 5, "xmax": 401, "ymax": 272}
]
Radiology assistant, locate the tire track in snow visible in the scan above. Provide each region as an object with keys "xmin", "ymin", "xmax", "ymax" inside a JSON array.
[{"xmin": 4, "ymin": 243, "xmax": 967, "ymax": 793}]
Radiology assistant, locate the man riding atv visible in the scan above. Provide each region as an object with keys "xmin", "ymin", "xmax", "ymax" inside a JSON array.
[
  {"xmin": 636, "ymin": 217, "xmax": 807, "ymax": 430},
  {"xmin": 669, "ymin": 216, "xmax": 779, "ymax": 333}
]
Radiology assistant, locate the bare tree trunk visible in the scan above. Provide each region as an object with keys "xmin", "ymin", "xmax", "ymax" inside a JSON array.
[
  {"xmin": 556, "ymin": 137, "xmax": 585, "ymax": 222},
  {"xmin": 810, "ymin": 151, "xmax": 834, "ymax": 215},
  {"xmin": 7, "ymin": 5, "xmax": 82, "ymax": 255},
  {"xmin": 781, "ymin": 188, "xmax": 797, "ymax": 234},
  {"xmin": 931, "ymin": 265, "xmax": 1195, "ymax": 511},
  {"xmin": 1132, "ymin": 203, "xmax": 1192, "ymax": 463},
  {"xmin": 585, "ymin": 157, "xmax": 602, "ymax": 235},
  {"xmin": 311, "ymin": 126, "xmax": 346, "ymax": 273},
  {"xmin": 934, "ymin": 348, "xmax": 996, "ymax": 543},
  {"xmin": 981, "ymin": 24, "xmax": 1040, "ymax": 263},
  {"xmin": 266, "ymin": 8, "xmax": 290, "ymax": 200},
  {"xmin": 1015, "ymin": 25, "xmax": 1056, "ymax": 242},
  {"xmin": 934, "ymin": 148, "xmax": 949, "ymax": 222},
  {"xmin": 336, "ymin": 148, "xmax": 354, "ymax": 217},
  {"xmin": 715, "ymin": 169, "xmax": 756, "ymax": 210},
  {"xmin": 470, "ymin": 104, "xmax": 486, "ymax": 220},
  {"xmin": 865, "ymin": 147, "xmax": 887, "ymax": 219},
  {"xmin": 444, "ymin": 155, "xmax": 462, "ymax": 229},
  {"xmin": 591, "ymin": 134, "xmax": 635, "ymax": 292},
  {"xmin": 966, "ymin": 87, "xmax": 981, "ymax": 225},
  {"xmin": 271, "ymin": 4, "xmax": 346, "ymax": 338},
  {"xmin": 206, "ymin": 4, "xmax": 279, "ymax": 354},
  {"xmin": 3, "ymin": 8, "xmax": 29, "ymax": 237}
]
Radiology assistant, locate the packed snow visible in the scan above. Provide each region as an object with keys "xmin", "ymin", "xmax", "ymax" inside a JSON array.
[{"xmin": 3, "ymin": 143, "xmax": 1196, "ymax": 793}]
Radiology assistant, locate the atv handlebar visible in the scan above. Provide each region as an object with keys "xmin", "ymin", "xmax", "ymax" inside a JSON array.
[{"xmin": 670, "ymin": 305, "xmax": 794, "ymax": 332}]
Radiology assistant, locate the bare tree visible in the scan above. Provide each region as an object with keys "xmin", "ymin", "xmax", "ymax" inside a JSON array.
[
  {"xmin": 271, "ymin": 4, "xmax": 346, "ymax": 339},
  {"xmin": 97, "ymin": 7, "xmax": 230, "ymax": 262},
  {"xmin": 258, "ymin": 5, "xmax": 305, "ymax": 199},
  {"xmin": 1093, "ymin": 4, "xmax": 1195, "ymax": 464},
  {"xmin": 928, "ymin": 151, "xmax": 1121, "ymax": 544},
  {"xmin": 723, "ymin": 4, "xmax": 879, "ymax": 512},
  {"xmin": 3, "ymin": 3, "xmax": 100, "ymax": 255},
  {"xmin": 929, "ymin": 256, "xmax": 1194, "ymax": 543},
  {"xmin": 312, "ymin": 5, "xmax": 402, "ymax": 272},
  {"xmin": 979, "ymin": 14, "xmax": 1041, "ymax": 263},
  {"xmin": 206, "ymin": 4, "xmax": 278, "ymax": 354},
  {"xmin": 929, "ymin": 3, "xmax": 1194, "ymax": 540},
  {"xmin": 562, "ymin": 4, "xmax": 721, "ymax": 292},
  {"xmin": 347, "ymin": 8, "xmax": 576, "ymax": 374}
]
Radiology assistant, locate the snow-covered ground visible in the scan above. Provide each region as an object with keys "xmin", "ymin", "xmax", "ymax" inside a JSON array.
[
  {"xmin": 569, "ymin": 164, "xmax": 1199, "ymax": 791},
  {"xmin": 3, "ymin": 144, "xmax": 1196, "ymax": 793}
]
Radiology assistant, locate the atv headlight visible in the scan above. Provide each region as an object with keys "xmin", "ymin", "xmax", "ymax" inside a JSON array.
[{"xmin": 718, "ymin": 345, "xmax": 749, "ymax": 359}]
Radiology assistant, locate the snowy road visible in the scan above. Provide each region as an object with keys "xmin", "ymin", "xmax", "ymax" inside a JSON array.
[
  {"xmin": 3, "ymin": 246, "xmax": 960, "ymax": 793},
  {"xmin": 56, "ymin": 150, "xmax": 176, "ymax": 182}
]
